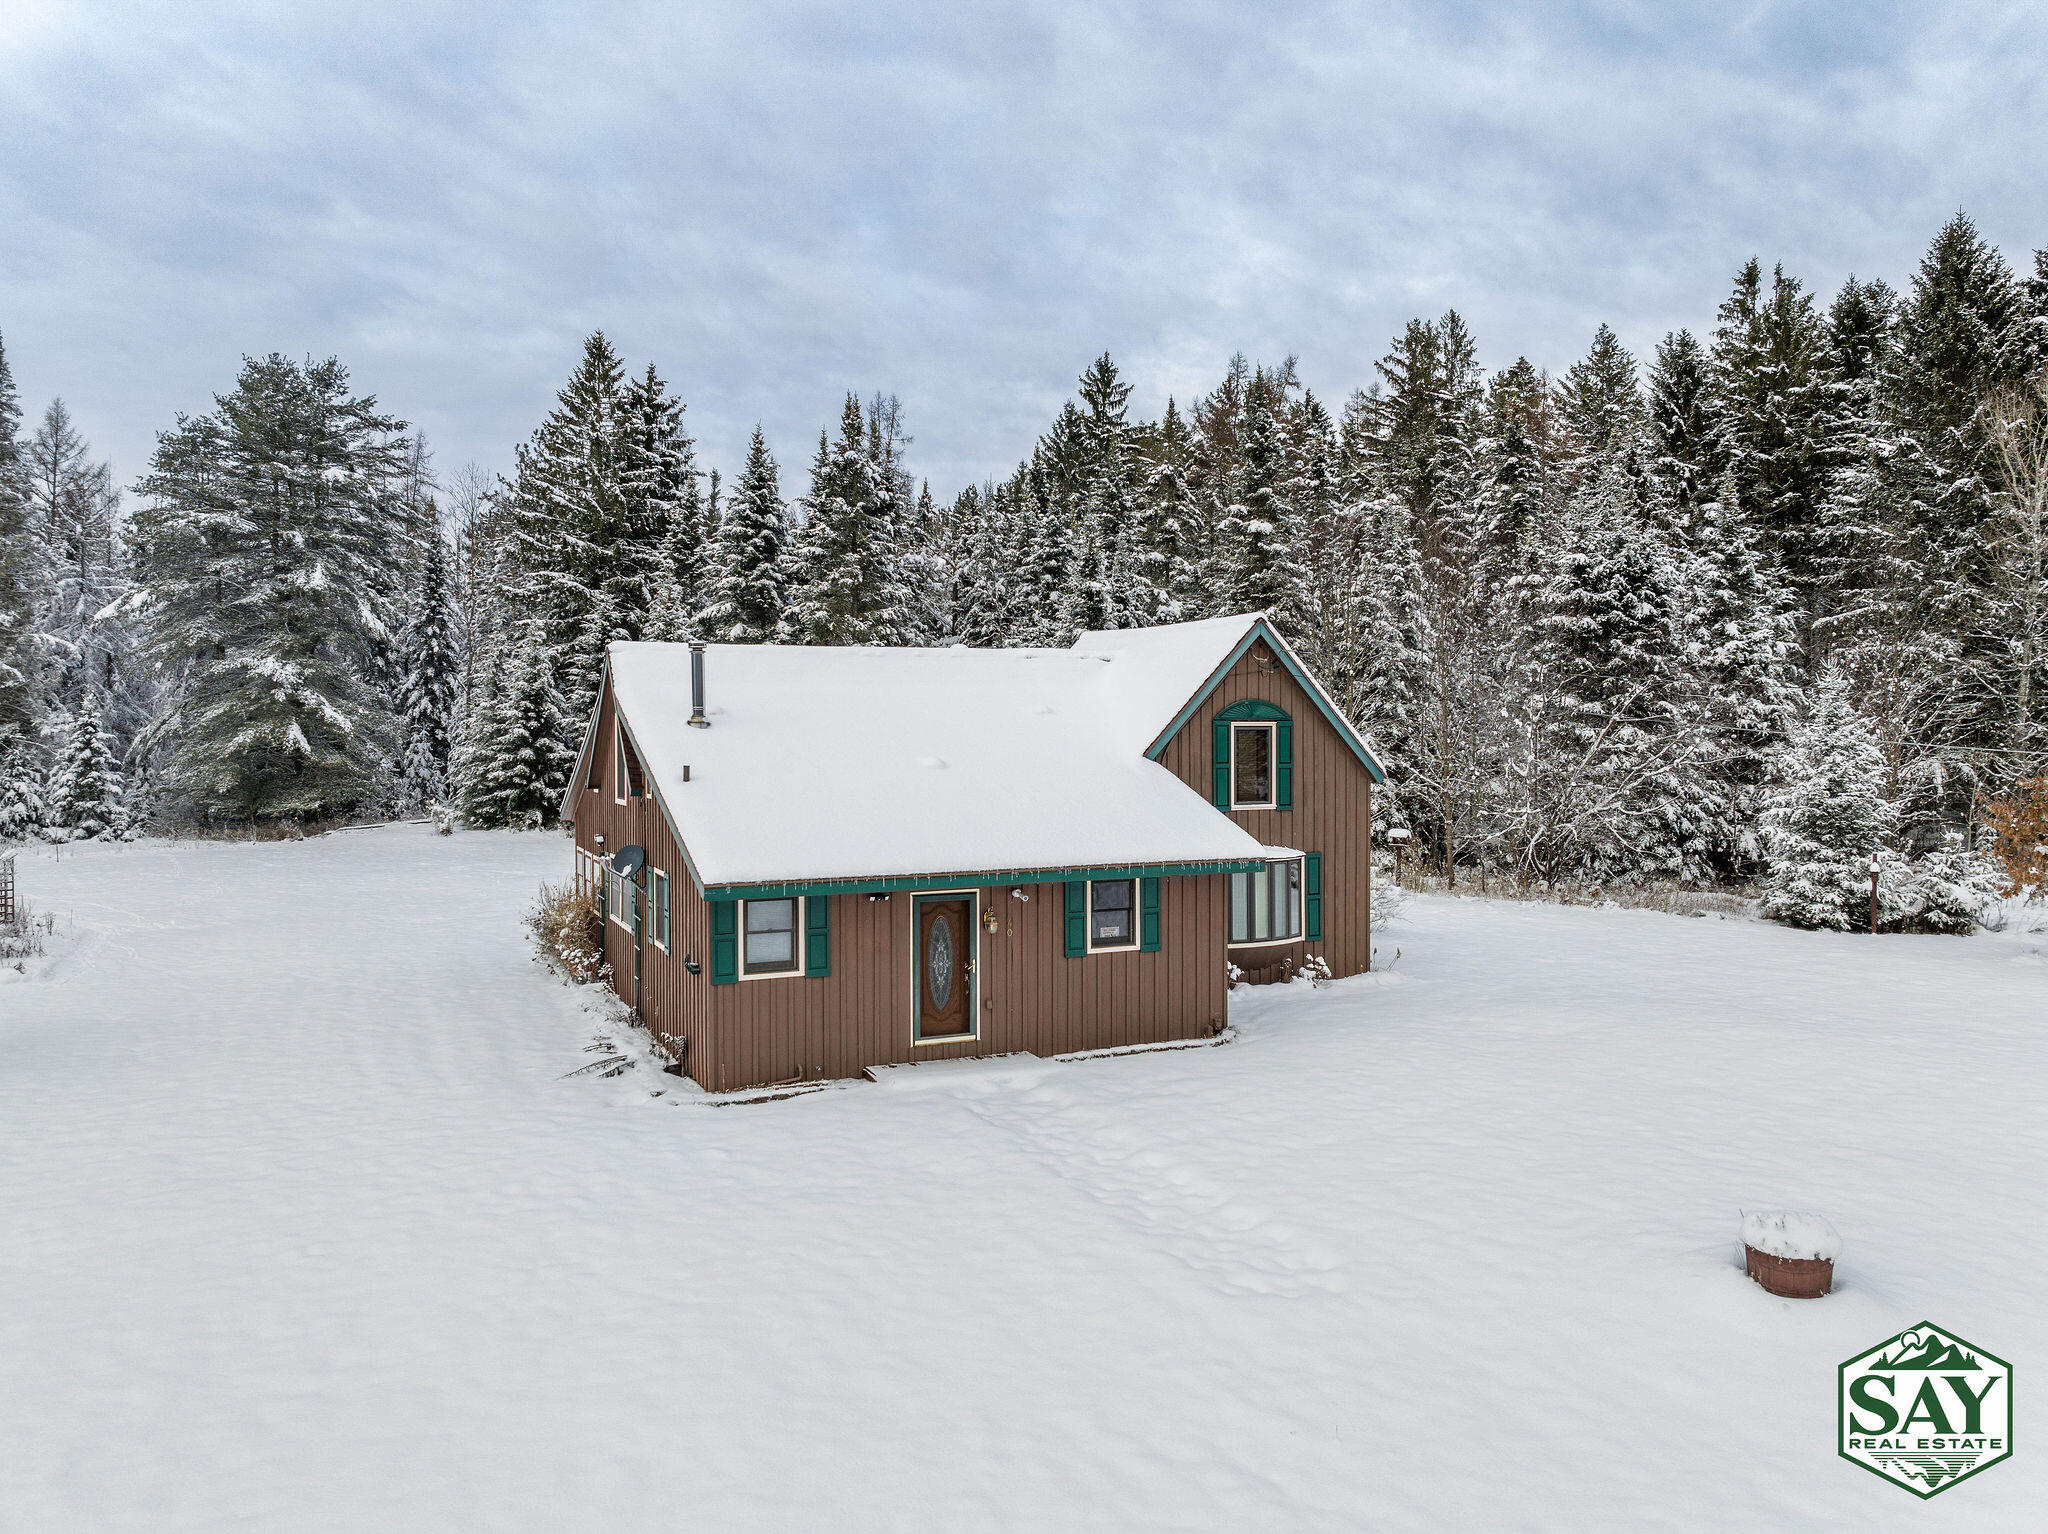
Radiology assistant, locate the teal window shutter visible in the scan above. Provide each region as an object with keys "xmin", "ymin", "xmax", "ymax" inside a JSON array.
[
  {"xmin": 805, "ymin": 895, "xmax": 831, "ymax": 977},
  {"xmin": 1064, "ymin": 880, "xmax": 1087, "ymax": 957},
  {"xmin": 710, "ymin": 900, "xmax": 738, "ymax": 984},
  {"xmin": 1140, "ymin": 878, "xmax": 1162, "ymax": 951},
  {"xmin": 1305, "ymin": 853, "xmax": 1323, "ymax": 940},
  {"xmin": 1277, "ymin": 721, "xmax": 1294, "ymax": 809},
  {"xmin": 1211, "ymin": 717, "xmax": 1231, "ymax": 808}
]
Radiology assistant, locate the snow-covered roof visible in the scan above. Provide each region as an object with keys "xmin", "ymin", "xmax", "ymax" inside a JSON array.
[{"xmin": 598, "ymin": 615, "xmax": 1334, "ymax": 892}]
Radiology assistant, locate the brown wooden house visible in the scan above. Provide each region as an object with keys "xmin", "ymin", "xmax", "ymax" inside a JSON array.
[{"xmin": 561, "ymin": 614, "xmax": 1386, "ymax": 1092}]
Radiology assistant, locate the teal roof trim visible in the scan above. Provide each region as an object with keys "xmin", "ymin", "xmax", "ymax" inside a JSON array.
[
  {"xmin": 1144, "ymin": 618, "xmax": 1387, "ymax": 782},
  {"xmin": 704, "ymin": 858, "xmax": 1266, "ymax": 903}
]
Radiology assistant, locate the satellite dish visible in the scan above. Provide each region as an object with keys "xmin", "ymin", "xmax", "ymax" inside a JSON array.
[{"xmin": 611, "ymin": 845, "xmax": 646, "ymax": 878}]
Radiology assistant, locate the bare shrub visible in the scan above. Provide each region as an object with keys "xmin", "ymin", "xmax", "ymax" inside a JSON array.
[
  {"xmin": 527, "ymin": 880, "xmax": 606, "ymax": 983},
  {"xmin": 2, "ymin": 897, "xmax": 55, "ymax": 968}
]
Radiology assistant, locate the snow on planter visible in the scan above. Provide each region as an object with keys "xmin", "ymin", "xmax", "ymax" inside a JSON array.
[{"xmin": 1741, "ymin": 1210, "xmax": 1840, "ymax": 1298}]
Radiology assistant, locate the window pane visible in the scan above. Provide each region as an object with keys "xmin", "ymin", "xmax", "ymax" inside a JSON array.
[
  {"xmin": 1234, "ymin": 725, "xmax": 1272, "ymax": 804},
  {"xmin": 1284, "ymin": 859, "xmax": 1301, "ymax": 937},
  {"xmin": 1230, "ymin": 872, "xmax": 1250, "ymax": 942},
  {"xmin": 745, "ymin": 899, "xmax": 798, "ymax": 970},
  {"xmin": 1252, "ymin": 863, "xmax": 1271, "ymax": 940},
  {"xmin": 1091, "ymin": 879, "xmax": 1135, "ymax": 946}
]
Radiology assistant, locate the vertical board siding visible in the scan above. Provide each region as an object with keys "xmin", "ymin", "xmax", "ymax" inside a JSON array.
[
  {"xmin": 572, "ymin": 676, "xmax": 1234, "ymax": 1093},
  {"xmin": 1156, "ymin": 637, "xmax": 1375, "ymax": 979}
]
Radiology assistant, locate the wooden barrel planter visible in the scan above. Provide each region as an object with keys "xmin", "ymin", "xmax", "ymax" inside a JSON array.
[{"xmin": 1741, "ymin": 1211, "xmax": 1840, "ymax": 1299}]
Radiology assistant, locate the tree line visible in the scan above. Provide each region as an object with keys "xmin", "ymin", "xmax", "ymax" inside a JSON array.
[{"xmin": 2, "ymin": 212, "xmax": 2044, "ymax": 926}]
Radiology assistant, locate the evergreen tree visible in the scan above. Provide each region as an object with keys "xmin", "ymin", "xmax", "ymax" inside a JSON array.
[
  {"xmin": 129, "ymin": 354, "xmax": 413, "ymax": 823},
  {"xmin": 1647, "ymin": 329, "xmax": 1723, "ymax": 524},
  {"xmin": 700, "ymin": 427, "xmax": 789, "ymax": 643},
  {"xmin": 502, "ymin": 332, "xmax": 631, "ymax": 739},
  {"xmin": 1141, "ymin": 398, "xmax": 1205, "ymax": 621},
  {"xmin": 459, "ymin": 620, "xmax": 573, "ymax": 828},
  {"xmin": 1886, "ymin": 215, "xmax": 2031, "ymax": 753},
  {"xmin": 1761, "ymin": 673, "xmax": 1902, "ymax": 930},
  {"xmin": 397, "ymin": 525, "xmax": 459, "ymax": 810},
  {"xmin": 44, "ymin": 690, "xmax": 125, "ymax": 840},
  {"xmin": 1554, "ymin": 324, "xmax": 1647, "ymax": 481},
  {"xmin": 617, "ymin": 362, "xmax": 703, "ymax": 640},
  {"xmin": 0, "ymin": 333, "xmax": 31, "ymax": 742},
  {"xmin": 783, "ymin": 395, "xmax": 913, "ymax": 645},
  {"xmin": 1710, "ymin": 260, "xmax": 1831, "ymax": 635},
  {"xmin": 0, "ymin": 727, "xmax": 43, "ymax": 843}
]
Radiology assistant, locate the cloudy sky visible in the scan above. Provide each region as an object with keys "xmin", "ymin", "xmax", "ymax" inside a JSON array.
[{"xmin": 3, "ymin": 1, "xmax": 2044, "ymax": 499}]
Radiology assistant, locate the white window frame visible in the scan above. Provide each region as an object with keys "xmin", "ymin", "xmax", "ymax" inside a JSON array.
[
  {"xmin": 910, "ymin": 888, "xmax": 981, "ymax": 1045},
  {"xmin": 739, "ymin": 896, "xmax": 805, "ymax": 980},
  {"xmin": 613, "ymin": 718, "xmax": 631, "ymax": 806},
  {"xmin": 1229, "ymin": 857, "xmax": 1303, "ymax": 947},
  {"xmin": 649, "ymin": 868, "xmax": 671, "ymax": 952},
  {"xmin": 1085, "ymin": 877, "xmax": 1139, "ymax": 953},
  {"xmin": 608, "ymin": 866, "xmax": 636, "ymax": 933},
  {"xmin": 1229, "ymin": 721, "xmax": 1278, "ymax": 810}
]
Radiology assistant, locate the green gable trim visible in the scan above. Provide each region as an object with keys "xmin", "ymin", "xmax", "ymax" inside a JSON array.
[
  {"xmin": 1147, "ymin": 618, "xmax": 1387, "ymax": 784},
  {"xmin": 704, "ymin": 858, "xmax": 1266, "ymax": 903}
]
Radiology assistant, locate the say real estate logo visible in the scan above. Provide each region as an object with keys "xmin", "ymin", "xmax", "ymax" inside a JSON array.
[{"xmin": 1839, "ymin": 1323, "xmax": 2012, "ymax": 1497}]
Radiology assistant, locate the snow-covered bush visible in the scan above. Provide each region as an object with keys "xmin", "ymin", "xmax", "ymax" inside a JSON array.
[
  {"xmin": 1761, "ymin": 676, "xmax": 1906, "ymax": 931},
  {"xmin": 1901, "ymin": 839, "xmax": 2006, "ymax": 934},
  {"xmin": 526, "ymin": 880, "xmax": 606, "ymax": 983}
]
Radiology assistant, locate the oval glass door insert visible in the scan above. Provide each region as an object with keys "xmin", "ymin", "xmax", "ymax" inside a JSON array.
[{"xmin": 929, "ymin": 916, "xmax": 955, "ymax": 1009}]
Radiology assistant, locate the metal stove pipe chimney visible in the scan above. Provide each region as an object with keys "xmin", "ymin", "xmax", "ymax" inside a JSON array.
[{"xmin": 688, "ymin": 642, "xmax": 709, "ymax": 728}]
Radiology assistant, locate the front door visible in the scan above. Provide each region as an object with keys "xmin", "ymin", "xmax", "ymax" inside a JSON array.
[{"xmin": 914, "ymin": 895, "xmax": 974, "ymax": 1040}]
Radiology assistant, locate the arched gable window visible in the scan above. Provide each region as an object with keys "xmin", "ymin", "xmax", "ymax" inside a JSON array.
[{"xmin": 1211, "ymin": 700, "xmax": 1292, "ymax": 811}]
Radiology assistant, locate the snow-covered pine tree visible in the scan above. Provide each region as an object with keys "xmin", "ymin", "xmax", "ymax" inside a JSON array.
[
  {"xmin": 1525, "ymin": 459, "xmax": 1700, "ymax": 881},
  {"xmin": 44, "ymin": 690, "xmax": 125, "ymax": 841},
  {"xmin": 1349, "ymin": 487, "xmax": 1435, "ymax": 839},
  {"xmin": 1761, "ymin": 672, "xmax": 1904, "ymax": 930},
  {"xmin": 1647, "ymin": 329, "xmax": 1724, "ymax": 527},
  {"xmin": 501, "ymin": 332, "xmax": 630, "ymax": 745},
  {"xmin": 1141, "ymin": 398, "xmax": 1205, "ymax": 621},
  {"xmin": 1886, "ymin": 215, "xmax": 2032, "ymax": 757},
  {"xmin": 783, "ymin": 395, "xmax": 914, "ymax": 645},
  {"xmin": 23, "ymin": 399, "xmax": 146, "ymax": 760},
  {"xmin": 699, "ymin": 427, "xmax": 789, "ymax": 644},
  {"xmin": 0, "ymin": 333, "xmax": 32, "ymax": 744},
  {"xmin": 618, "ymin": 363, "xmax": 704, "ymax": 642},
  {"xmin": 0, "ymin": 726, "xmax": 43, "ymax": 843},
  {"xmin": 129, "ymin": 354, "xmax": 413, "ymax": 823},
  {"xmin": 1553, "ymin": 324, "xmax": 1648, "ymax": 485},
  {"xmin": 458, "ymin": 620, "xmax": 574, "ymax": 829},
  {"xmin": 1680, "ymin": 469, "xmax": 1801, "ymax": 875},
  {"xmin": 397, "ymin": 525, "xmax": 459, "ymax": 811},
  {"xmin": 1709, "ymin": 260, "xmax": 1831, "ymax": 645},
  {"xmin": 1219, "ymin": 378, "xmax": 1301, "ymax": 616},
  {"xmin": 1013, "ymin": 456, "xmax": 1073, "ymax": 646}
]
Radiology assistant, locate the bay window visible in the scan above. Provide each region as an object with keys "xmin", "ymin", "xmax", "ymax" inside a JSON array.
[{"xmin": 1229, "ymin": 858, "xmax": 1302, "ymax": 945}]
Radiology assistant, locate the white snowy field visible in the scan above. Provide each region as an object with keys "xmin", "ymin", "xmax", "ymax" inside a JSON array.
[{"xmin": 2, "ymin": 828, "xmax": 2043, "ymax": 1532}]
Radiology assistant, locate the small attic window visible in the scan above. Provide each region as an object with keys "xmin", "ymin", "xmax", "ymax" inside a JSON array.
[
  {"xmin": 613, "ymin": 719, "xmax": 644, "ymax": 804},
  {"xmin": 1231, "ymin": 722, "xmax": 1275, "ymax": 808}
]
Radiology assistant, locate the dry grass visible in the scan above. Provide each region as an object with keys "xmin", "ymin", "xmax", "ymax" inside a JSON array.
[
  {"xmin": 1392, "ymin": 868, "xmax": 1756, "ymax": 919},
  {"xmin": 2, "ymin": 897, "xmax": 55, "ymax": 967},
  {"xmin": 526, "ymin": 880, "xmax": 607, "ymax": 983}
]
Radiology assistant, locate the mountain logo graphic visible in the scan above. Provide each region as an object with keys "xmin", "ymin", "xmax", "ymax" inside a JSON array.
[{"xmin": 1839, "ymin": 1322, "xmax": 2012, "ymax": 1498}]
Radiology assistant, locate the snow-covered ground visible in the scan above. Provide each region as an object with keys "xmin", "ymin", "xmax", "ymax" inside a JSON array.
[{"xmin": 2, "ymin": 827, "xmax": 2042, "ymax": 1531}]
